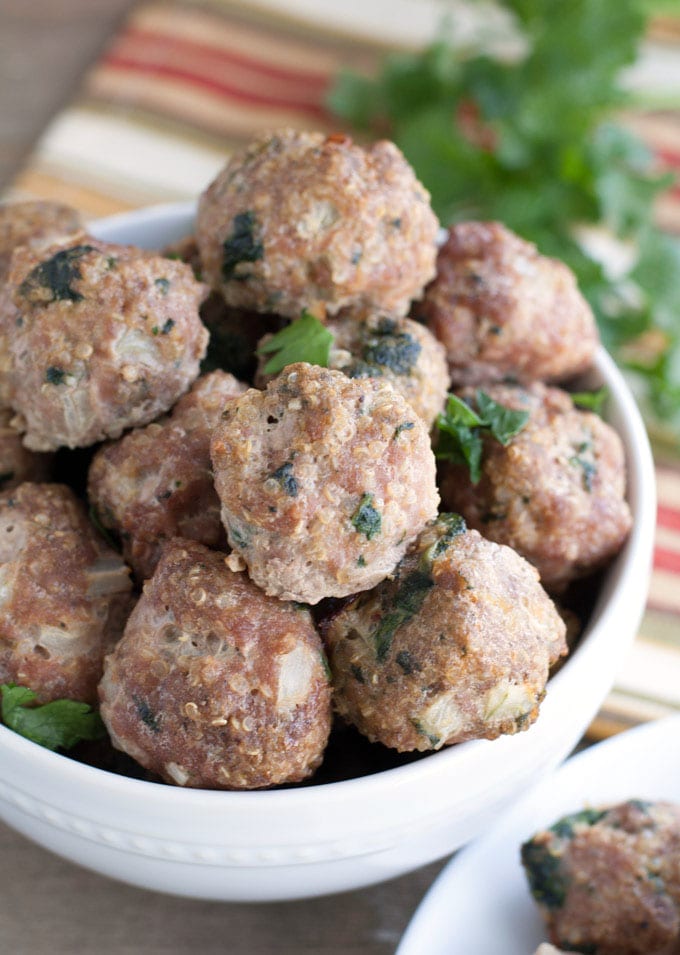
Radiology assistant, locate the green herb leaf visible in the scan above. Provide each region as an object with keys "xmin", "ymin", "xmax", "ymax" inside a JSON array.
[
  {"xmin": 258, "ymin": 311, "xmax": 334, "ymax": 376},
  {"xmin": 570, "ymin": 386, "xmax": 609, "ymax": 414},
  {"xmin": 436, "ymin": 391, "xmax": 527, "ymax": 483},
  {"xmin": 328, "ymin": 2, "xmax": 680, "ymax": 440},
  {"xmin": 1, "ymin": 683, "xmax": 107, "ymax": 752},
  {"xmin": 19, "ymin": 244, "xmax": 95, "ymax": 304}
]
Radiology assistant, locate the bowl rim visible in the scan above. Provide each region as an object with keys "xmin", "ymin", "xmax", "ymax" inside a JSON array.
[{"xmin": 0, "ymin": 202, "xmax": 658, "ymax": 809}]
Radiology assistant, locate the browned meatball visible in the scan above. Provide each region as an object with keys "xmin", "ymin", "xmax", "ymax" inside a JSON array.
[
  {"xmin": 438, "ymin": 382, "xmax": 632, "ymax": 592},
  {"xmin": 0, "ymin": 408, "xmax": 52, "ymax": 490},
  {"xmin": 196, "ymin": 129, "xmax": 439, "ymax": 320},
  {"xmin": 416, "ymin": 222, "xmax": 599, "ymax": 386},
  {"xmin": 323, "ymin": 514, "xmax": 566, "ymax": 752},
  {"xmin": 98, "ymin": 538, "xmax": 332, "ymax": 789},
  {"xmin": 210, "ymin": 363, "xmax": 439, "ymax": 604},
  {"xmin": 0, "ymin": 201, "xmax": 83, "ymax": 408},
  {"xmin": 0, "ymin": 201, "xmax": 83, "ymax": 280},
  {"xmin": 256, "ymin": 313, "xmax": 449, "ymax": 428},
  {"xmin": 88, "ymin": 370, "xmax": 247, "ymax": 581},
  {"xmin": 6, "ymin": 235, "xmax": 208, "ymax": 450},
  {"xmin": 0, "ymin": 483, "xmax": 132, "ymax": 704},
  {"xmin": 522, "ymin": 800, "xmax": 680, "ymax": 955}
]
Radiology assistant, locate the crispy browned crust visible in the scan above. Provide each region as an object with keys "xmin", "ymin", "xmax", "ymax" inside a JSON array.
[
  {"xmin": 99, "ymin": 538, "xmax": 332, "ymax": 789},
  {"xmin": 88, "ymin": 371, "xmax": 247, "ymax": 582},
  {"xmin": 417, "ymin": 221, "xmax": 599, "ymax": 386},
  {"xmin": 0, "ymin": 482, "xmax": 133, "ymax": 704},
  {"xmin": 438, "ymin": 381, "xmax": 632, "ymax": 591},
  {"xmin": 211, "ymin": 362, "xmax": 439, "ymax": 604},
  {"xmin": 196, "ymin": 129, "xmax": 439, "ymax": 320},
  {"xmin": 6, "ymin": 234, "xmax": 209, "ymax": 450},
  {"xmin": 324, "ymin": 517, "xmax": 566, "ymax": 752}
]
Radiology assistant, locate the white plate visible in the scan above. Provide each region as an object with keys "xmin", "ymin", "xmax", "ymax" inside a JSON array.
[{"xmin": 397, "ymin": 715, "xmax": 680, "ymax": 955}]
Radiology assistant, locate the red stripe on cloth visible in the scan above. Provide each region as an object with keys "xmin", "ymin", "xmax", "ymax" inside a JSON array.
[
  {"xmin": 658, "ymin": 504, "xmax": 680, "ymax": 533},
  {"xmin": 120, "ymin": 25, "xmax": 331, "ymax": 89},
  {"xmin": 654, "ymin": 546, "xmax": 680, "ymax": 574},
  {"xmin": 102, "ymin": 54, "xmax": 329, "ymax": 119}
]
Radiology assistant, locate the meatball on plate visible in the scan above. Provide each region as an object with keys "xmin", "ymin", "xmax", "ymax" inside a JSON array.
[{"xmin": 396, "ymin": 716, "xmax": 680, "ymax": 955}]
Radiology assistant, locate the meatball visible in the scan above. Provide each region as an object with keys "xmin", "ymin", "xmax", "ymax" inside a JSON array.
[
  {"xmin": 416, "ymin": 221, "xmax": 599, "ymax": 386},
  {"xmin": 438, "ymin": 381, "xmax": 632, "ymax": 591},
  {"xmin": 98, "ymin": 538, "xmax": 332, "ymax": 789},
  {"xmin": 0, "ymin": 483, "xmax": 132, "ymax": 704},
  {"xmin": 323, "ymin": 514, "xmax": 566, "ymax": 752},
  {"xmin": 0, "ymin": 408, "xmax": 52, "ymax": 490},
  {"xmin": 0, "ymin": 200, "xmax": 83, "ymax": 280},
  {"xmin": 0, "ymin": 201, "xmax": 83, "ymax": 408},
  {"xmin": 6, "ymin": 234, "xmax": 208, "ymax": 450},
  {"xmin": 210, "ymin": 362, "xmax": 439, "ymax": 604},
  {"xmin": 88, "ymin": 370, "xmax": 247, "ymax": 581},
  {"xmin": 256, "ymin": 313, "xmax": 449, "ymax": 428},
  {"xmin": 196, "ymin": 129, "xmax": 439, "ymax": 320},
  {"xmin": 522, "ymin": 800, "xmax": 680, "ymax": 955}
]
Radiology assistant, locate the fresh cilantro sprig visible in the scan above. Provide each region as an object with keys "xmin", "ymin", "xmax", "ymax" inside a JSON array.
[
  {"xmin": 257, "ymin": 310, "xmax": 333, "ymax": 376},
  {"xmin": 328, "ymin": 1, "xmax": 680, "ymax": 440},
  {"xmin": 1, "ymin": 683, "xmax": 107, "ymax": 752},
  {"xmin": 435, "ymin": 391, "xmax": 529, "ymax": 483}
]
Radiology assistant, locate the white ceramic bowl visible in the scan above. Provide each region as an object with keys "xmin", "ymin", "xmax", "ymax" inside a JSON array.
[{"xmin": 0, "ymin": 203, "xmax": 656, "ymax": 901}]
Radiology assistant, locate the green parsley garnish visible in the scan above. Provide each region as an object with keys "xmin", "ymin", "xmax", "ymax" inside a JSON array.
[
  {"xmin": 257, "ymin": 310, "xmax": 333, "ymax": 376},
  {"xmin": 435, "ymin": 390, "xmax": 529, "ymax": 483},
  {"xmin": 1, "ymin": 683, "xmax": 107, "ymax": 752},
  {"xmin": 328, "ymin": 2, "xmax": 680, "ymax": 440}
]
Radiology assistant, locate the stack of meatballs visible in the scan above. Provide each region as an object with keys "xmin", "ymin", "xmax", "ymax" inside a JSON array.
[{"xmin": 0, "ymin": 129, "xmax": 631, "ymax": 790}]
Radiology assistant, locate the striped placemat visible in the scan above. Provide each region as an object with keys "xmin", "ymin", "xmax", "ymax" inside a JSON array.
[{"xmin": 4, "ymin": 0, "xmax": 680, "ymax": 741}]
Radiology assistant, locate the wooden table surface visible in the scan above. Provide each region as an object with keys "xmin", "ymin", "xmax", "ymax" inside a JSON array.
[{"xmin": 0, "ymin": 2, "xmax": 446, "ymax": 952}]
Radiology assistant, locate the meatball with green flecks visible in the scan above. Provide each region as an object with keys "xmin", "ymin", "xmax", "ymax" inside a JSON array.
[
  {"xmin": 438, "ymin": 381, "xmax": 632, "ymax": 592},
  {"xmin": 210, "ymin": 362, "xmax": 439, "ymax": 605},
  {"xmin": 6, "ymin": 234, "xmax": 209, "ymax": 450},
  {"xmin": 0, "ymin": 482, "xmax": 133, "ymax": 705},
  {"xmin": 0, "ymin": 201, "xmax": 84, "ymax": 407},
  {"xmin": 522, "ymin": 800, "xmax": 680, "ymax": 955},
  {"xmin": 415, "ymin": 221, "xmax": 599, "ymax": 386},
  {"xmin": 196, "ymin": 129, "xmax": 439, "ymax": 320},
  {"xmin": 88, "ymin": 370, "xmax": 247, "ymax": 582},
  {"xmin": 322, "ymin": 514, "xmax": 566, "ymax": 752},
  {"xmin": 98, "ymin": 538, "xmax": 332, "ymax": 789},
  {"xmin": 256, "ymin": 312, "xmax": 449, "ymax": 428}
]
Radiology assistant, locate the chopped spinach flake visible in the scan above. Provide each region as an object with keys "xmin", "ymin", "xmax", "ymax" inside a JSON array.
[
  {"xmin": 393, "ymin": 421, "xmax": 415, "ymax": 440},
  {"xmin": 372, "ymin": 569, "xmax": 434, "ymax": 661},
  {"xmin": 154, "ymin": 277, "xmax": 170, "ymax": 295},
  {"xmin": 361, "ymin": 322, "xmax": 422, "ymax": 375},
  {"xmin": 134, "ymin": 695, "xmax": 161, "ymax": 734},
  {"xmin": 19, "ymin": 244, "xmax": 95, "ymax": 304},
  {"xmin": 549, "ymin": 808, "xmax": 606, "ymax": 840},
  {"xmin": 411, "ymin": 719, "xmax": 440, "ymax": 747},
  {"xmin": 521, "ymin": 838, "xmax": 569, "ymax": 910},
  {"xmin": 424, "ymin": 513, "xmax": 466, "ymax": 564},
  {"xmin": 257, "ymin": 310, "xmax": 333, "ymax": 376},
  {"xmin": 45, "ymin": 366, "xmax": 66, "ymax": 385},
  {"xmin": 270, "ymin": 461, "xmax": 298, "ymax": 497},
  {"xmin": 351, "ymin": 493, "xmax": 382, "ymax": 541},
  {"xmin": 357, "ymin": 554, "xmax": 366, "ymax": 567},
  {"xmin": 569, "ymin": 455, "xmax": 597, "ymax": 491},
  {"xmin": 106, "ymin": 256, "xmax": 118, "ymax": 270},
  {"xmin": 1, "ymin": 683, "xmax": 107, "ymax": 751},
  {"xmin": 396, "ymin": 650, "xmax": 420, "ymax": 674},
  {"xmin": 318, "ymin": 649, "xmax": 332, "ymax": 682},
  {"xmin": 435, "ymin": 390, "xmax": 529, "ymax": 483},
  {"xmin": 228, "ymin": 524, "xmax": 250, "ymax": 549},
  {"xmin": 222, "ymin": 210, "xmax": 264, "ymax": 281}
]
